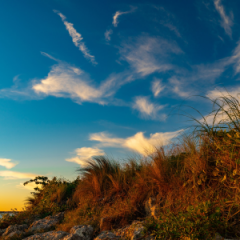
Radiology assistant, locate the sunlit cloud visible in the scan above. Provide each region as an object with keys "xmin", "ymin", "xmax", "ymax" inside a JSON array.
[
  {"xmin": 90, "ymin": 130, "xmax": 183, "ymax": 156},
  {"xmin": 214, "ymin": 0, "xmax": 233, "ymax": 37},
  {"xmin": 32, "ymin": 62, "xmax": 117, "ymax": 105},
  {"xmin": 0, "ymin": 171, "xmax": 37, "ymax": 180},
  {"xmin": 66, "ymin": 147, "xmax": 105, "ymax": 167},
  {"xmin": 112, "ymin": 7, "xmax": 136, "ymax": 27},
  {"xmin": 0, "ymin": 159, "xmax": 18, "ymax": 169},
  {"xmin": 120, "ymin": 36, "xmax": 182, "ymax": 76},
  {"xmin": 133, "ymin": 96, "xmax": 166, "ymax": 120},
  {"xmin": 54, "ymin": 10, "xmax": 97, "ymax": 65},
  {"xmin": 151, "ymin": 78, "xmax": 165, "ymax": 97}
]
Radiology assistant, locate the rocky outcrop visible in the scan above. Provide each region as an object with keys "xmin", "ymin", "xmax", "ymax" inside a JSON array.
[
  {"xmin": 28, "ymin": 212, "xmax": 64, "ymax": 233},
  {"xmin": 0, "ymin": 228, "xmax": 6, "ymax": 236},
  {"xmin": 94, "ymin": 231, "xmax": 120, "ymax": 240},
  {"xmin": 63, "ymin": 225, "xmax": 94, "ymax": 240},
  {"xmin": 23, "ymin": 230, "xmax": 68, "ymax": 240},
  {"xmin": 2, "ymin": 224, "xmax": 28, "ymax": 239},
  {"xmin": 115, "ymin": 221, "xmax": 145, "ymax": 240}
]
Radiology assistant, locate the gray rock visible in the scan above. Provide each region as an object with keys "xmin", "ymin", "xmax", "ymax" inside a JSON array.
[
  {"xmin": 94, "ymin": 231, "xmax": 120, "ymax": 240},
  {"xmin": 0, "ymin": 228, "xmax": 6, "ymax": 236},
  {"xmin": 69, "ymin": 225, "xmax": 94, "ymax": 240},
  {"xmin": 28, "ymin": 212, "xmax": 64, "ymax": 233},
  {"xmin": 63, "ymin": 233, "xmax": 82, "ymax": 240},
  {"xmin": 214, "ymin": 232, "xmax": 239, "ymax": 240},
  {"xmin": 115, "ymin": 221, "xmax": 145, "ymax": 240},
  {"xmin": 23, "ymin": 230, "xmax": 68, "ymax": 240},
  {"xmin": 2, "ymin": 224, "xmax": 28, "ymax": 237}
]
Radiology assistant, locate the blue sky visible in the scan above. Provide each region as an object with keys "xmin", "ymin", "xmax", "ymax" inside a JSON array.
[{"xmin": 1, "ymin": 0, "xmax": 240, "ymax": 210}]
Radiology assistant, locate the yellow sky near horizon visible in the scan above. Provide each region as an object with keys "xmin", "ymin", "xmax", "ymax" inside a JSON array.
[{"xmin": 0, "ymin": 181, "xmax": 32, "ymax": 211}]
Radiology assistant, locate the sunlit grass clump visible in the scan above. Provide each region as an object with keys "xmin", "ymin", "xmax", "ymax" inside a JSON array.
[{"xmin": 2, "ymin": 93, "xmax": 240, "ymax": 239}]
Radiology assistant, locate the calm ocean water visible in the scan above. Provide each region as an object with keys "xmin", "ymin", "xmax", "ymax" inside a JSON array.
[{"xmin": 0, "ymin": 212, "xmax": 14, "ymax": 219}]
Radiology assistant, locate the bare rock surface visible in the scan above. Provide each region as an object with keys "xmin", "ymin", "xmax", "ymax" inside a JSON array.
[
  {"xmin": 2, "ymin": 224, "xmax": 28, "ymax": 238},
  {"xmin": 23, "ymin": 230, "xmax": 68, "ymax": 240},
  {"xmin": 94, "ymin": 231, "xmax": 120, "ymax": 240},
  {"xmin": 214, "ymin": 232, "xmax": 239, "ymax": 240},
  {"xmin": 115, "ymin": 221, "xmax": 145, "ymax": 240},
  {"xmin": 0, "ymin": 228, "xmax": 6, "ymax": 236},
  {"xmin": 28, "ymin": 212, "xmax": 64, "ymax": 233},
  {"xmin": 62, "ymin": 225, "xmax": 94, "ymax": 240}
]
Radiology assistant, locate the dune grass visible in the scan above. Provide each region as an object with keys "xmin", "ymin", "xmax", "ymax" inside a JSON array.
[{"xmin": 2, "ymin": 93, "xmax": 240, "ymax": 239}]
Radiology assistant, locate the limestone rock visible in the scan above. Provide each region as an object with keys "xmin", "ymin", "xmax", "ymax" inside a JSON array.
[
  {"xmin": 23, "ymin": 230, "xmax": 68, "ymax": 240},
  {"xmin": 70, "ymin": 225, "xmax": 94, "ymax": 240},
  {"xmin": 214, "ymin": 232, "xmax": 239, "ymax": 240},
  {"xmin": 2, "ymin": 224, "xmax": 28, "ymax": 237},
  {"xmin": 115, "ymin": 221, "xmax": 145, "ymax": 240},
  {"xmin": 63, "ymin": 233, "xmax": 82, "ymax": 240},
  {"xmin": 94, "ymin": 231, "xmax": 120, "ymax": 240},
  {"xmin": 62, "ymin": 225, "xmax": 94, "ymax": 240},
  {"xmin": 0, "ymin": 228, "xmax": 6, "ymax": 236},
  {"xmin": 4, "ymin": 230, "xmax": 25, "ymax": 239},
  {"xmin": 28, "ymin": 212, "xmax": 65, "ymax": 233}
]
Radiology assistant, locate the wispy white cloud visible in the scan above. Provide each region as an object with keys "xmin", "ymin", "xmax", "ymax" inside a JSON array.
[
  {"xmin": 66, "ymin": 147, "xmax": 105, "ymax": 167},
  {"xmin": 54, "ymin": 10, "xmax": 97, "ymax": 65},
  {"xmin": 32, "ymin": 62, "xmax": 120, "ymax": 105},
  {"xmin": 167, "ymin": 56, "xmax": 232, "ymax": 98},
  {"xmin": 120, "ymin": 36, "xmax": 182, "ymax": 77},
  {"xmin": 112, "ymin": 7, "xmax": 136, "ymax": 27},
  {"xmin": 105, "ymin": 29, "xmax": 113, "ymax": 41},
  {"xmin": 151, "ymin": 78, "xmax": 165, "ymax": 97},
  {"xmin": 0, "ymin": 159, "xmax": 18, "ymax": 169},
  {"xmin": 214, "ymin": 0, "xmax": 233, "ymax": 37},
  {"xmin": 0, "ymin": 171, "xmax": 37, "ymax": 180},
  {"xmin": 133, "ymin": 96, "xmax": 166, "ymax": 120},
  {"xmin": 169, "ymin": 77, "xmax": 190, "ymax": 98},
  {"xmin": 90, "ymin": 130, "xmax": 183, "ymax": 156}
]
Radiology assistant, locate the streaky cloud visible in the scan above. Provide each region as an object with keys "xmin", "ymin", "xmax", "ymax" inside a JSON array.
[
  {"xmin": 54, "ymin": 10, "xmax": 97, "ymax": 65},
  {"xmin": 151, "ymin": 78, "xmax": 165, "ymax": 97},
  {"xmin": 0, "ymin": 171, "xmax": 37, "ymax": 180},
  {"xmin": 112, "ymin": 7, "xmax": 137, "ymax": 27},
  {"xmin": 120, "ymin": 36, "xmax": 182, "ymax": 76},
  {"xmin": 214, "ymin": 0, "xmax": 233, "ymax": 37}
]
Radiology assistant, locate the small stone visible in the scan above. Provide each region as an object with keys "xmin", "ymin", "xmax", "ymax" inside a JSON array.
[{"xmin": 94, "ymin": 231, "xmax": 120, "ymax": 240}]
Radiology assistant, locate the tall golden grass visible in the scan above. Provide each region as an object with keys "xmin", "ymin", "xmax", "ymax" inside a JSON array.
[{"xmin": 2, "ymin": 93, "xmax": 240, "ymax": 238}]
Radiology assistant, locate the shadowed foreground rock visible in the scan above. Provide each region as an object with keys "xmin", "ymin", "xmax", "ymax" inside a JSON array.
[
  {"xmin": 28, "ymin": 212, "xmax": 64, "ymax": 233},
  {"xmin": 1, "ymin": 224, "xmax": 28, "ymax": 239},
  {"xmin": 94, "ymin": 231, "xmax": 120, "ymax": 240},
  {"xmin": 63, "ymin": 225, "xmax": 94, "ymax": 240},
  {"xmin": 23, "ymin": 231, "xmax": 68, "ymax": 240}
]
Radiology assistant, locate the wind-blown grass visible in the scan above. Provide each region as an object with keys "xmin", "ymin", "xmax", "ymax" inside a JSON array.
[{"xmin": 2, "ymin": 93, "xmax": 240, "ymax": 239}]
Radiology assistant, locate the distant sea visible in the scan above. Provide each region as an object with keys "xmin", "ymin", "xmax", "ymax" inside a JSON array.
[{"xmin": 0, "ymin": 212, "xmax": 15, "ymax": 219}]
